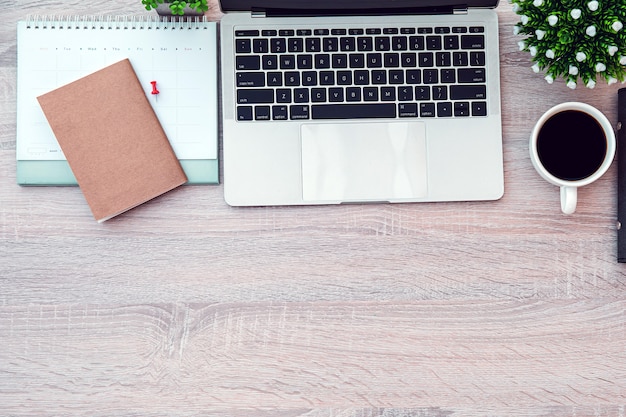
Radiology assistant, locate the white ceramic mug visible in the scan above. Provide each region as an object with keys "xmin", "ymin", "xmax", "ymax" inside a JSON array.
[{"xmin": 529, "ymin": 102, "xmax": 615, "ymax": 214}]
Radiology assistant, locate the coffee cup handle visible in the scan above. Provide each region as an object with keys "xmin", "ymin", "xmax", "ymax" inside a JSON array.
[{"xmin": 560, "ymin": 186, "xmax": 577, "ymax": 214}]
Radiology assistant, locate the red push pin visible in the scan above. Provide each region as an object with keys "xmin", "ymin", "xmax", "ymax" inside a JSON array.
[{"xmin": 150, "ymin": 81, "xmax": 159, "ymax": 101}]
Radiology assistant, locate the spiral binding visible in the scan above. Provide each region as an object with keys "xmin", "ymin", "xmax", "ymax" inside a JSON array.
[{"xmin": 25, "ymin": 15, "xmax": 209, "ymax": 30}]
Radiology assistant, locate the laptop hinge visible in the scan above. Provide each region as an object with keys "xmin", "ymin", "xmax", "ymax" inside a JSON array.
[{"xmin": 253, "ymin": 6, "xmax": 461, "ymax": 18}]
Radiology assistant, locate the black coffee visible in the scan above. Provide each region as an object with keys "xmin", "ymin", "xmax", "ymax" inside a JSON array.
[{"xmin": 536, "ymin": 110, "xmax": 607, "ymax": 181}]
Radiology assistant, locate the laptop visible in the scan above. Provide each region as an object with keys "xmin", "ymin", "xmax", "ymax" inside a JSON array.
[{"xmin": 218, "ymin": 0, "xmax": 503, "ymax": 206}]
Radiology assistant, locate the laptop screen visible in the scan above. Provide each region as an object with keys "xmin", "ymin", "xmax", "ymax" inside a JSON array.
[{"xmin": 219, "ymin": 0, "xmax": 499, "ymax": 12}]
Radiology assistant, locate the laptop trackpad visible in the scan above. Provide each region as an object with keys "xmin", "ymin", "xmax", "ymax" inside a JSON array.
[{"xmin": 301, "ymin": 122, "xmax": 428, "ymax": 202}]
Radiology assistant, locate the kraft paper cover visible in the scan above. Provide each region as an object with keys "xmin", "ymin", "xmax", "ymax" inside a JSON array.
[{"xmin": 37, "ymin": 59, "xmax": 187, "ymax": 222}]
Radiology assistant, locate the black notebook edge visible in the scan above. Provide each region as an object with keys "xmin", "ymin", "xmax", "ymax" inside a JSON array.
[{"xmin": 617, "ymin": 88, "xmax": 626, "ymax": 262}]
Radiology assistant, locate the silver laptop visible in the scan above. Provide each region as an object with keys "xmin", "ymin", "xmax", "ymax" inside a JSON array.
[{"xmin": 219, "ymin": 0, "xmax": 503, "ymax": 206}]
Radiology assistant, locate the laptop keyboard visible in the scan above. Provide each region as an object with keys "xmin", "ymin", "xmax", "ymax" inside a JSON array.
[{"xmin": 234, "ymin": 25, "xmax": 488, "ymax": 121}]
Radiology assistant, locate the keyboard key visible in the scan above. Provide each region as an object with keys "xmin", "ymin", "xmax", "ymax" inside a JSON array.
[
  {"xmin": 472, "ymin": 101, "xmax": 487, "ymax": 116},
  {"xmin": 367, "ymin": 53, "xmax": 383, "ymax": 68},
  {"xmin": 284, "ymin": 71, "xmax": 300, "ymax": 86},
  {"xmin": 364, "ymin": 87, "xmax": 379, "ymax": 101},
  {"xmin": 375, "ymin": 36, "xmax": 391, "ymax": 51},
  {"xmin": 280, "ymin": 55, "xmax": 296, "ymax": 69},
  {"xmin": 426, "ymin": 36, "xmax": 442, "ymax": 50},
  {"xmin": 470, "ymin": 51, "xmax": 486, "ymax": 66},
  {"xmin": 418, "ymin": 52, "xmax": 434, "ymax": 67},
  {"xmin": 420, "ymin": 102, "xmax": 435, "ymax": 117},
  {"xmin": 290, "ymin": 105, "xmax": 310, "ymax": 120},
  {"xmin": 401, "ymin": 52, "xmax": 417, "ymax": 67},
  {"xmin": 399, "ymin": 103, "xmax": 418, "ymax": 117},
  {"xmin": 372, "ymin": 70, "xmax": 387, "ymax": 84},
  {"xmin": 450, "ymin": 85, "xmax": 487, "ymax": 99},
  {"xmin": 354, "ymin": 70, "xmax": 369, "ymax": 85},
  {"xmin": 294, "ymin": 88, "xmax": 309, "ymax": 103},
  {"xmin": 437, "ymin": 102, "xmax": 453, "ymax": 117},
  {"xmin": 357, "ymin": 37, "xmax": 373, "ymax": 51},
  {"xmin": 350, "ymin": 53, "xmax": 365, "ymax": 68},
  {"xmin": 458, "ymin": 68, "xmax": 486, "ymax": 83},
  {"xmin": 236, "ymin": 39, "xmax": 251, "ymax": 53},
  {"xmin": 311, "ymin": 88, "xmax": 327, "ymax": 102},
  {"xmin": 320, "ymin": 71, "xmax": 335, "ymax": 85},
  {"xmin": 454, "ymin": 102, "xmax": 470, "ymax": 117},
  {"xmin": 409, "ymin": 36, "xmax": 425, "ymax": 50},
  {"xmin": 262, "ymin": 55, "xmax": 278, "ymax": 70},
  {"xmin": 337, "ymin": 71, "xmax": 352, "ymax": 85},
  {"xmin": 287, "ymin": 38, "xmax": 304, "ymax": 52},
  {"xmin": 415, "ymin": 86, "xmax": 430, "ymax": 100},
  {"xmin": 423, "ymin": 69, "xmax": 438, "ymax": 84},
  {"xmin": 346, "ymin": 87, "xmax": 361, "ymax": 101},
  {"xmin": 235, "ymin": 30, "xmax": 259, "ymax": 37},
  {"xmin": 315, "ymin": 54, "xmax": 331, "ymax": 69},
  {"xmin": 276, "ymin": 89, "xmax": 291, "ymax": 103},
  {"xmin": 407, "ymin": 69, "xmax": 422, "ymax": 84},
  {"xmin": 398, "ymin": 86, "xmax": 413, "ymax": 101},
  {"xmin": 432, "ymin": 85, "xmax": 448, "ymax": 100},
  {"xmin": 329, "ymin": 87, "xmax": 344, "ymax": 102},
  {"xmin": 253, "ymin": 38, "xmax": 269, "ymax": 53},
  {"xmin": 236, "ymin": 55, "xmax": 260, "ymax": 70},
  {"xmin": 323, "ymin": 37, "xmax": 339, "ymax": 52},
  {"xmin": 255, "ymin": 105, "xmax": 271, "ymax": 120},
  {"xmin": 381, "ymin": 87, "xmax": 396, "ymax": 101},
  {"xmin": 444, "ymin": 35, "xmax": 459, "ymax": 50},
  {"xmin": 392, "ymin": 36, "xmax": 408, "ymax": 50},
  {"xmin": 270, "ymin": 38, "xmax": 286, "ymax": 53},
  {"xmin": 237, "ymin": 89, "xmax": 273, "ymax": 104},
  {"xmin": 302, "ymin": 71, "xmax": 317, "ymax": 86},
  {"xmin": 237, "ymin": 106, "xmax": 253, "ymax": 120},
  {"xmin": 298, "ymin": 54, "xmax": 313, "ymax": 69},
  {"xmin": 237, "ymin": 72, "xmax": 265, "ymax": 87},
  {"xmin": 306, "ymin": 38, "xmax": 321, "ymax": 52},
  {"xmin": 340, "ymin": 37, "xmax": 356, "ymax": 51},
  {"xmin": 461, "ymin": 35, "xmax": 485, "ymax": 49},
  {"xmin": 332, "ymin": 54, "xmax": 348, "ymax": 68},
  {"xmin": 267, "ymin": 72, "xmax": 282, "ymax": 86},
  {"xmin": 311, "ymin": 103, "xmax": 396, "ymax": 119}
]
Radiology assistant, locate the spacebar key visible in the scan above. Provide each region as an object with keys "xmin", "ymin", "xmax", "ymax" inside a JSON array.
[{"xmin": 311, "ymin": 104, "xmax": 396, "ymax": 119}]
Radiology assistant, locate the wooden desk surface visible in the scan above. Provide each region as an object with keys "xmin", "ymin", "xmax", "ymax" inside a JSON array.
[{"xmin": 1, "ymin": 1, "xmax": 625, "ymax": 415}]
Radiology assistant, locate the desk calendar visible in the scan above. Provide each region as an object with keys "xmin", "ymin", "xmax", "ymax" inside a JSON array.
[{"xmin": 16, "ymin": 16, "xmax": 218, "ymax": 185}]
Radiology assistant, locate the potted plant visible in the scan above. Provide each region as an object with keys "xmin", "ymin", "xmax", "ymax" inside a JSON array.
[
  {"xmin": 512, "ymin": 0, "xmax": 626, "ymax": 89},
  {"xmin": 142, "ymin": 0, "xmax": 209, "ymax": 16}
]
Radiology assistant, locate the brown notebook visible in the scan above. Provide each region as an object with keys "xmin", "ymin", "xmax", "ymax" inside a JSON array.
[{"xmin": 37, "ymin": 59, "xmax": 187, "ymax": 222}]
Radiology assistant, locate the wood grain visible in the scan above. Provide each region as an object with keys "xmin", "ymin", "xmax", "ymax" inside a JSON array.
[{"xmin": 2, "ymin": 1, "xmax": 626, "ymax": 416}]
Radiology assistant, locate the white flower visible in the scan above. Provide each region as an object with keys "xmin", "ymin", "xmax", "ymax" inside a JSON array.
[
  {"xmin": 576, "ymin": 52, "xmax": 587, "ymax": 62},
  {"xmin": 613, "ymin": 21, "xmax": 624, "ymax": 32},
  {"xmin": 532, "ymin": 63, "xmax": 540, "ymax": 73},
  {"xmin": 548, "ymin": 15, "xmax": 558, "ymax": 26},
  {"xmin": 608, "ymin": 77, "xmax": 618, "ymax": 85},
  {"xmin": 569, "ymin": 65, "xmax": 579, "ymax": 75},
  {"xmin": 596, "ymin": 62, "xmax": 607, "ymax": 72},
  {"xmin": 533, "ymin": 0, "xmax": 543, "ymax": 6},
  {"xmin": 571, "ymin": 9, "xmax": 582, "ymax": 19},
  {"xmin": 586, "ymin": 79, "xmax": 596, "ymax": 89},
  {"xmin": 535, "ymin": 29, "xmax": 546, "ymax": 40},
  {"xmin": 588, "ymin": 1, "xmax": 599, "ymax": 11},
  {"xmin": 512, "ymin": 3, "xmax": 520, "ymax": 12},
  {"xmin": 545, "ymin": 74, "xmax": 554, "ymax": 84},
  {"xmin": 621, "ymin": 56, "xmax": 626, "ymax": 65},
  {"xmin": 567, "ymin": 80, "xmax": 577, "ymax": 89},
  {"xmin": 521, "ymin": 15, "xmax": 529, "ymax": 25},
  {"xmin": 529, "ymin": 46, "xmax": 537, "ymax": 56},
  {"xmin": 513, "ymin": 25, "xmax": 520, "ymax": 35},
  {"xmin": 545, "ymin": 49, "xmax": 555, "ymax": 59},
  {"xmin": 518, "ymin": 40, "xmax": 526, "ymax": 51},
  {"xmin": 586, "ymin": 25, "xmax": 597, "ymax": 37},
  {"xmin": 609, "ymin": 46, "xmax": 619, "ymax": 56}
]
